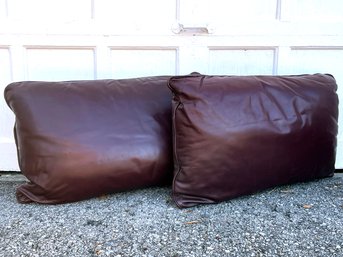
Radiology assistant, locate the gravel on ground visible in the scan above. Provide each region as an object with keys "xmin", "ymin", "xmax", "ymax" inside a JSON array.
[{"xmin": 0, "ymin": 174, "xmax": 343, "ymax": 257}]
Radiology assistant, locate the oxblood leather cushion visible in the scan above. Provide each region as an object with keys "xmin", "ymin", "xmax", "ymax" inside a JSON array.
[
  {"xmin": 5, "ymin": 77, "xmax": 173, "ymax": 204},
  {"xmin": 169, "ymin": 74, "xmax": 339, "ymax": 208}
]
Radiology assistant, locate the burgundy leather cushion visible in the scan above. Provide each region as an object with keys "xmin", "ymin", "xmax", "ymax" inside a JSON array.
[
  {"xmin": 5, "ymin": 77, "xmax": 173, "ymax": 204},
  {"xmin": 169, "ymin": 74, "xmax": 338, "ymax": 208}
]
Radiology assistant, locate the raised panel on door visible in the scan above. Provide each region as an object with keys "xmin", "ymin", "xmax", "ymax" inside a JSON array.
[
  {"xmin": 178, "ymin": 0, "xmax": 278, "ymax": 28},
  {"xmin": 209, "ymin": 0, "xmax": 278, "ymax": 21},
  {"xmin": 0, "ymin": 47, "xmax": 18, "ymax": 171},
  {"xmin": 26, "ymin": 48, "xmax": 96, "ymax": 81},
  {"xmin": 192, "ymin": 0, "xmax": 279, "ymax": 35},
  {"xmin": 178, "ymin": 0, "xmax": 209, "ymax": 25},
  {"xmin": 278, "ymin": 48, "xmax": 343, "ymax": 168},
  {"xmin": 0, "ymin": 48, "xmax": 13, "ymax": 141},
  {"xmin": 94, "ymin": 0, "xmax": 176, "ymax": 34},
  {"xmin": 0, "ymin": 0, "xmax": 7, "ymax": 18},
  {"xmin": 0, "ymin": 47, "xmax": 11, "ymax": 86},
  {"xmin": 110, "ymin": 48, "xmax": 178, "ymax": 79},
  {"xmin": 4, "ymin": 0, "xmax": 93, "ymax": 35},
  {"xmin": 176, "ymin": 0, "xmax": 280, "ymax": 35},
  {"xmin": 7, "ymin": 0, "xmax": 92, "ymax": 21},
  {"xmin": 279, "ymin": 0, "xmax": 343, "ymax": 36},
  {"xmin": 208, "ymin": 48, "xmax": 276, "ymax": 75},
  {"xmin": 281, "ymin": 0, "xmax": 343, "ymax": 21}
]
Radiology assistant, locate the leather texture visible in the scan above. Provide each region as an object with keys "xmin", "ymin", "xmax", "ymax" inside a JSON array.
[
  {"xmin": 169, "ymin": 74, "xmax": 339, "ymax": 208},
  {"xmin": 5, "ymin": 77, "xmax": 173, "ymax": 204}
]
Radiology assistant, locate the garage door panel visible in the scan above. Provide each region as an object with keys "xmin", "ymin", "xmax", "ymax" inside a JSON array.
[
  {"xmin": 7, "ymin": 0, "xmax": 92, "ymax": 21},
  {"xmin": 94, "ymin": 0, "xmax": 176, "ymax": 34},
  {"xmin": 208, "ymin": 48, "xmax": 275, "ymax": 75},
  {"xmin": 26, "ymin": 48, "xmax": 96, "ymax": 81},
  {"xmin": 179, "ymin": 0, "xmax": 209, "ymax": 25},
  {"xmin": 209, "ymin": 0, "xmax": 278, "ymax": 22},
  {"xmin": 285, "ymin": 48, "xmax": 343, "ymax": 74},
  {"xmin": 0, "ymin": 143, "xmax": 18, "ymax": 171},
  {"xmin": 0, "ymin": 0, "xmax": 7, "ymax": 18},
  {"xmin": 0, "ymin": 47, "xmax": 18, "ymax": 171},
  {"xmin": 0, "ymin": 47, "xmax": 11, "ymax": 83},
  {"xmin": 282, "ymin": 0, "xmax": 343, "ymax": 21},
  {"xmin": 0, "ymin": 47, "xmax": 13, "ymax": 140},
  {"xmin": 0, "ymin": 1, "xmax": 342, "ymax": 170},
  {"xmin": 178, "ymin": 0, "xmax": 278, "ymax": 35},
  {"xmin": 110, "ymin": 49, "xmax": 178, "ymax": 79}
]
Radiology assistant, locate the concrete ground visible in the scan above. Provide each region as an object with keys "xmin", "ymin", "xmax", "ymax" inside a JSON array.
[{"xmin": 0, "ymin": 173, "xmax": 342, "ymax": 257}]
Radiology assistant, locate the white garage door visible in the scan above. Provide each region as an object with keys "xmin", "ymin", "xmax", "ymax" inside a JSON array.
[{"xmin": 1, "ymin": 0, "xmax": 342, "ymax": 170}]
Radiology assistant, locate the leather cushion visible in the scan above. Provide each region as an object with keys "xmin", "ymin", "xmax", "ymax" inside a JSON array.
[
  {"xmin": 168, "ymin": 74, "xmax": 338, "ymax": 208},
  {"xmin": 5, "ymin": 77, "xmax": 173, "ymax": 204}
]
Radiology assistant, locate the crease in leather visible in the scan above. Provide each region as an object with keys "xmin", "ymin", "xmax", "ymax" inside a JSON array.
[{"xmin": 171, "ymin": 101, "xmax": 183, "ymax": 208}]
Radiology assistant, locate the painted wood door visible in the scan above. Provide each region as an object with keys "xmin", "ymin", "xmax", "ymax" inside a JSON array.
[{"xmin": 1, "ymin": 0, "xmax": 342, "ymax": 170}]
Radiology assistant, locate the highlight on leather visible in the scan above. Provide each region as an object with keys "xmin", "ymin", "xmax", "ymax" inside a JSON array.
[
  {"xmin": 168, "ymin": 74, "xmax": 339, "ymax": 208},
  {"xmin": 5, "ymin": 77, "xmax": 173, "ymax": 204}
]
